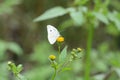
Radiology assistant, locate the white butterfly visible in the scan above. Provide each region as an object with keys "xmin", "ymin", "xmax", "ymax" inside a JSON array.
[{"xmin": 47, "ymin": 25, "xmax": 60, "ymax": 44}]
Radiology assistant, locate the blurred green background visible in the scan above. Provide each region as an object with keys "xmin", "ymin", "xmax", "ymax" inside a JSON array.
[{"xmin": 0, "ymin": 0, "xmax": 120, "ymax": 80}]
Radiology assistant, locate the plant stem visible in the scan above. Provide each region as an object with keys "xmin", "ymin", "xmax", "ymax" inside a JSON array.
[
  {"xmin": 16, "ymin": 74, "xmax": 22, "ymax": 80},
  {"xmin": 57, "ymin": 59, "xmax": 71, "ymax": 73},
  {"xmin": 16, "ymin": 74, "xmax": 28, "ymax": 80},
  {"xmin": 84, "ymin": 25, "xmax": 94, "ymax": 80},
  {"xmin": 51, "ymin": 68, "xmax": 57, "ymax": 80},
  {"xmin": 17, "ymin": 77, "xmax": 22, "ymax": 80}
]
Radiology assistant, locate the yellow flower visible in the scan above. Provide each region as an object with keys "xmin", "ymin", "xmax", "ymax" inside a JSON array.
[
  {"xmin": 49, "ymin": 55, "xmax": 56, "ymax": 60},
  {"xmin": 56, "ymin": 36, "xmax": 64, "ymax": 43}
]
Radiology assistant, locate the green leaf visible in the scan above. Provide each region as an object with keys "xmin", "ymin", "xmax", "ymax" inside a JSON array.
[
  {"xmin": 70, "ymin": 10, "xmax": 85, "ymax": 26},
  {"xmin": 0, "ymin": 41, "xmax": 23, "ymax": 59},
  {"xmin": 108, "ymin": 52, "xmax": 120, "ymax": 67},
  {"xmin": 93, "ymin": 12, "xmax": 109, "ymax": 24},
  {"xmin": 10, "ymin": 63, "xmax": 17, "ymax": 74},
  {"xmin": 7, "ymin": 42, "xmax": 23, "ymax": 55},
  {"xmin": 107, "ymin": 12, "xmax": 116, "ymax": 22},
  {"xmin": 115, "ymin": 20, "xmax": 120, "ymax": 30},
  {"xmin": 105, "ymin": 24, "xmax": 119, "ymax": 36},
  {"xmin": 61, "ymin": 67, "xmax": 71, "ymax": 72},
  {"xmin": 59, "ymin": 19, "xmax": 74, "ymax": 30},
  {"xmin": 59, "ymin": 46, "xmax": 67, "ymax": 63},
  {"xmin": 17, "ymin": 64, "xmax": 23, "ymax": 73},
  {"xmin": 95, "ymin": 60, "xmax": 108, "ymax": 72},
  {"xmin": 34, "ymin": 6, "xmax": 68, "ymax": 22},
  {"xmin": 107, "ymin": 12, "xmax": 120, "ymax": 30}
]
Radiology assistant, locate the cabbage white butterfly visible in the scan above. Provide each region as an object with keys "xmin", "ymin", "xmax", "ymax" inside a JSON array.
[{"xmin": 47, "ymin": 25, "xmax": 60, "ymax": 44}]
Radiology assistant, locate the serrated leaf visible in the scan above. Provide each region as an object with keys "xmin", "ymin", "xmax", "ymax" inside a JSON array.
[
  {"xmin": 93, "ymin": 12, "xmax": 109, "ymax": 24},
  {"xmin": 59, "ymin": 46, "xmax": 67, "ymax": 63},
  {"xmin": 34, "ymin": 6, "xmax": 68, "ymax": 22},
  {"xmin": 70, "ymin": 11, "xmax": 85, "ymax": 26},
  {"xmin": 7, "ymin": 42, "xmax": 23, "ymax": 55}
]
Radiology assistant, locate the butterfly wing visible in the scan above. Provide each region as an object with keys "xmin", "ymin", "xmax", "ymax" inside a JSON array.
[{"xmin": 47, "ymin": 25, "xmax": 60, "ymax": 44}]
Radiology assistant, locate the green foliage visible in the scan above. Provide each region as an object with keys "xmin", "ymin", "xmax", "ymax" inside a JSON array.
[
  {"xmin": 23, "ymin": 42, "xmax": 56, "ymax": 80},
  {"xmin": 33, "ymin": 0, "xmax": 120, "ymax": 31},
  {"xmin": 0, "ymin": 63, "xmax": 8, "ymax": 80},
  {"xmin": 24, "ymin": 66, "xmax": 52, "ymax": 80},
  {"xmin": 17, "ymin": 64, "xmax": 23, "ymax": 73},
  {"xmin": 34, "ymin": 6, "xmax": 68, "ymax": 22},
  {"xmin": 59, "ymin": 46, "xmax": 67, "ymax": 63},
  {"xmin": 8, "ymin": 61, "xmax": 27, "ymax": 80},
  {"xmin": 74, "ymin": 0, "xmax": 88, "ymax": 5},
  {"xmin": 93, "ymin": 12, "xmax": 109, "ymax": 25},
  {"xmin": 105, "ymin": 24, "xmax": 119, "ymax": 36},
  {"xmin": 0, "ymin": 0, "xmax": 21, "ymax": 15},
  {"xmin": 70, "ymin": 10, "xmax": 85, "ymax": 26},
  {"xmin": 17, "ymin": 74, "xmax": 27, "ymax": 80},
  {"xmin": 0, "ymin": 40, "xmax": 7, "ymax": 60},
  {"xmin": 29, "ymin": 42, "xmax": 56, "ymax": 64},
  {"xmin": 7, "ymin": 42, "xmax": 23, "ymax": 55},
  {"xmin": 0, "ymin": 0, "xmax": 120, "ymax": 80},
  {"xmin": 0, "ymin": 40, "xmax": 23, "ymax": 80},
  {"xmin": 33, "ymin": 0, "xmax": 120, "ymax": 80},
  {"xmin": 0, "ymin": 40, "xmax": 23, "ymax": 60},
  {"xmin": 107, "ymin": 12, "xmax": 120, "ymax": 30}
]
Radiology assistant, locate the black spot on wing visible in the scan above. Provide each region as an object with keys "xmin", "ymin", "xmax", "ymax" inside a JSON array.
[{"xmin": 50, "ymin": 29, "xmax": 52, "ymax": 32}]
